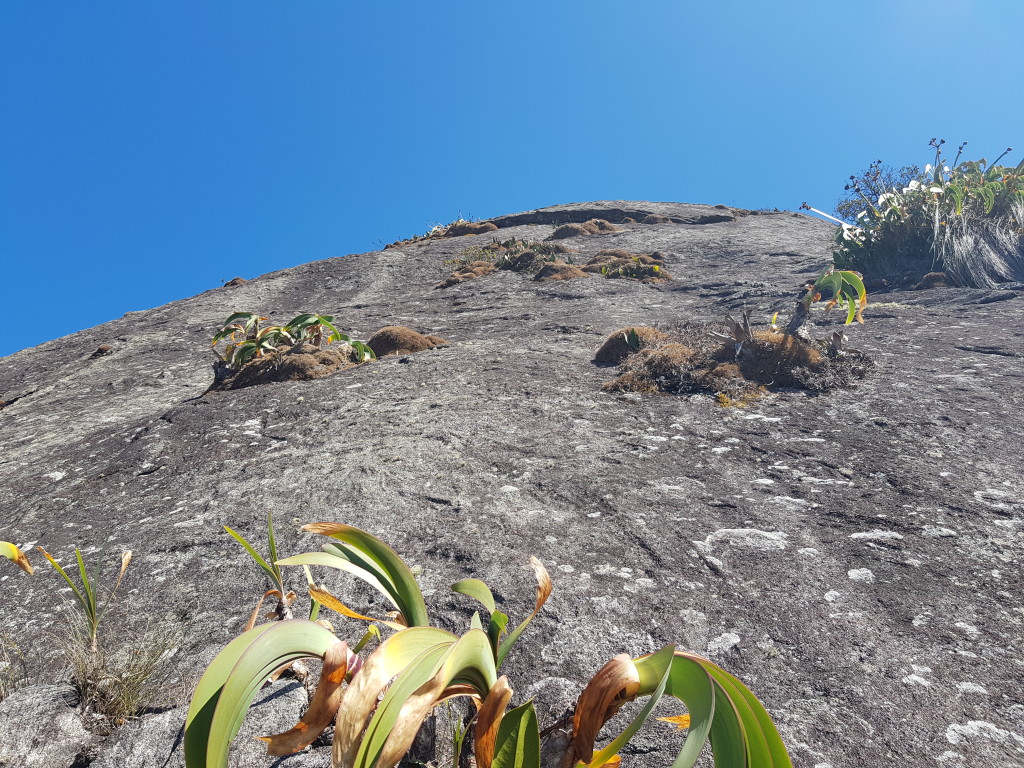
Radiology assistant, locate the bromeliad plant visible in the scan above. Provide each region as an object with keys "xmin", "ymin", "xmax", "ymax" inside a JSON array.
[
  {"xmin": 186, "ymin": 524, "xmax": 792, "ymax": 768},
  {"xmin": 212, "ymin": 311, "xmax": 376, "ymax": 370}
]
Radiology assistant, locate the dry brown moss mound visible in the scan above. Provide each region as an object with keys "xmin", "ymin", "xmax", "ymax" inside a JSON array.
[
  {"xmin": 436, "ymin": 261, "xmax": 497, "ymax": 288},
  {"xmin": 547, "ymin": 219, "xmax": 623, "ymax": 240},
  {"xmin": 600, "ymin": 322, "xmax": 871, "ymax": 400},
  {"xmin": 533, "ymin": 262, "xmax": 590, "ymax": 282},
  {"xmin": 593, "ymin": 327, "xmax": 671, "ymax": 365},
  {"xmin": 367, "ymin": 326, "xmax": 449, "ymax": 357},
  {"xmin": 446, "ymin": 221, "xmax": 499, "ymax": 237},
  {"xmin": 582, "ymin": 249, "xmax": 671, "ymax": 282},
  {"xmin": 215, "ymin": 343, "xmax": 362, "ymax": 391},
  {"xmin": 437, "ymin": 239, "xmax": 576, "ymax": 288}
]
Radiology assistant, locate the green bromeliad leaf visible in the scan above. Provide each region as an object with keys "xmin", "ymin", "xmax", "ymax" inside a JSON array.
[
  {"xmin": 279, "ymin": 524, "xmax": 429, "ymax": 627},
  {"xmin": 452, "ymin": 578, "xmax": 496, "ymax": 614},
  {"xmin": 568, "ymin": 646, "xmax": 792, "ymax": 768},
  {"xmin": 491, "ymin": 701, "xmax": 541, "ymax": 768},
  {"xmin": 184, "ymin": 620, "xmax": 339, "ymax": 768}
]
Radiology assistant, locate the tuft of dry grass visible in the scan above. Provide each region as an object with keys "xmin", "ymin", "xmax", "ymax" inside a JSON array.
[{"xmin": 56, "ymin": 613, "xmax": 181, "ymax": 731}]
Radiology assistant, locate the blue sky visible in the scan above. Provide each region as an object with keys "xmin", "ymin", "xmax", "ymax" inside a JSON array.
[{"xmin": 2, "ymin": 0, "xmax": 1020, "ymax": 357}]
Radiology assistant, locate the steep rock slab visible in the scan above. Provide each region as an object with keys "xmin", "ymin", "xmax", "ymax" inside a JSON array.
[{"xmin": 0, "ymin": 202, "xmax": 1022, "ymax": 768}]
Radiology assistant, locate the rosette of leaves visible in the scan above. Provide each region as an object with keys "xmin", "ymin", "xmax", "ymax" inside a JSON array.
[{"xmin": 185, "ymin": 525, "xmax": 791, "ymax": 768}]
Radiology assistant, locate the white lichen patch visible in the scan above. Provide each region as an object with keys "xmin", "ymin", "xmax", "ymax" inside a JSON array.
[
  {"xmin": 953, "ymin": 621, "xmax": 981, "ymax": 638},
  {"xmin": 708, "ymin": 632, "xmax": 741, "ymax": 656},
  {"xmin": 901, "ymin": 674, "xmax": 931, "ymax": 687},
  {"xmin": 945, "ymin": 721, "xmax": 1024, "ymax": 747},
  {"xmin": 956, "ymin": 682, "xmax": 988, "ymax": 694},
  {"xmin": 850, "ymin": 529, "xmax": 904, "ymax": 541},
  {"xmin": 624, "ymin": 577, "xmax": 655, "ymax": 594},
  {"xmin": 847, "ymin": 568, "xmax": 875, "ymax": 583},
  {"xmin": 694, "ymin": 528, "xmax": 789, "ymax": 553}
]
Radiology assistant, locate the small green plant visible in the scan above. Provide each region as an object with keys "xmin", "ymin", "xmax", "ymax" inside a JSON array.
[
  {"xmin": 781, "ymin": 266, "xmax": 867, "ymax": 338},
  {"xmin": 212, "ymin": 312, "xmax": 376, "ymax": 370},
  {"xmin": 186, "ymin": 524, "xmax": 792, "ymax": 768},
  {"xmin": 37, "ymin": 547, "xmax": 131, "ymax": 653},
  {"xmin": 226, "ymin": 512, "xmax": 317, "ymax": 626}
]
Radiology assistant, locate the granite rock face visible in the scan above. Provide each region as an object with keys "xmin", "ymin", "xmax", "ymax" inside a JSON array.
[{"xmin": 1, "ymin": 201, "xmax": 1022, "ymax": 767}]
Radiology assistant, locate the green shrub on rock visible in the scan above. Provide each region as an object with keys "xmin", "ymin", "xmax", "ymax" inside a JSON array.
[{"xmin": 810, "ymin": 139, "xmax": 1024, "ymax": 287}]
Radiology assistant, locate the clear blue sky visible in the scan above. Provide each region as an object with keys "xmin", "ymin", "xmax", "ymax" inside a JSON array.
[{"xmin": 2, "ymin": 0, "xmax": 1020, "ymax": 357}]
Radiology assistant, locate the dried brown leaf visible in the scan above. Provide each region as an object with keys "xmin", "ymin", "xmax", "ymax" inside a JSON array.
[{"xmin": 260, "ymin": 639, "xmax": 352, "ymax": 755}]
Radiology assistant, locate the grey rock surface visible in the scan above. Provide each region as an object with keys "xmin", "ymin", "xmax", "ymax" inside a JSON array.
[
  {"xmin": 0, "ymin": 684, "xmax": 94, "ymax": 768},
  {"xmin": 1, "ymin": 201, "xmax": 1022, "ymax": 767},
  {"xmin": 89, "ymin": 680, "xmax": 321, "ymax": 768}
]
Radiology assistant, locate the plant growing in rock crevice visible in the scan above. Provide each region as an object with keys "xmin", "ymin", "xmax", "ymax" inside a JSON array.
[
  {"xmin": 33, "ymin": 546, "xmax": 178, "ymax": 727},
  {"xmin": 186, "ymin": 524, "xmax": 792, "ymax": 768}
]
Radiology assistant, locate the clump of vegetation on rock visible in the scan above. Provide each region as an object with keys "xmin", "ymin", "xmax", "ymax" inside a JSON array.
[
  {"xmin": 437, "ymin": 237, "xmax": 574, "ymax": 288},
  {"xmin": 806, "ymin": 139, "xmax": 1024, "ymax": 287},
  {"xmin": 583, "ymin": 249, "xmax": 671, "ymax": 282},
  {"xmin": 386, "ymin": 216, "xmax": 500, "ymax": 249},
  {"xmin": 30, "ymin": 547, "xmax": 178, "ymax": 728},
  {"xmin": 547, "ymin": 218, "xmax": 623, "ymax": 240},
  {"xmin": 438, "ymin": 240, "xmax": 672, "ymax": 288},
  {"xmin": 210, "ymin": 311, "xmax": 376, "ymax": 391},
  {"xmin": 185, "ymin": 524, "xmax": 793, "ymax": 768},
  {"xmin": 602, "ymin": 267, "xmax": 873, "ymax": 402}
]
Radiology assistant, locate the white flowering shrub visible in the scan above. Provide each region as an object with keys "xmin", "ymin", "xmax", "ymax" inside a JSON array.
[{"xmin": 821, "ymin": 140, "xmax": 1024, "ymax": 287}]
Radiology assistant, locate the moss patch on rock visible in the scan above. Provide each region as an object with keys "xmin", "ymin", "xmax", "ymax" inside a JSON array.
[
  {"xmin": 367, "ymin": 326, "xmax": 449, "ymax": 357},
  {"xmin": 437, "ymin": 261, "xmax": 497, "ymax": 288},
  {"xmin": 547, "ymin": 219, "xmax": 623, "ymax": 240}
]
